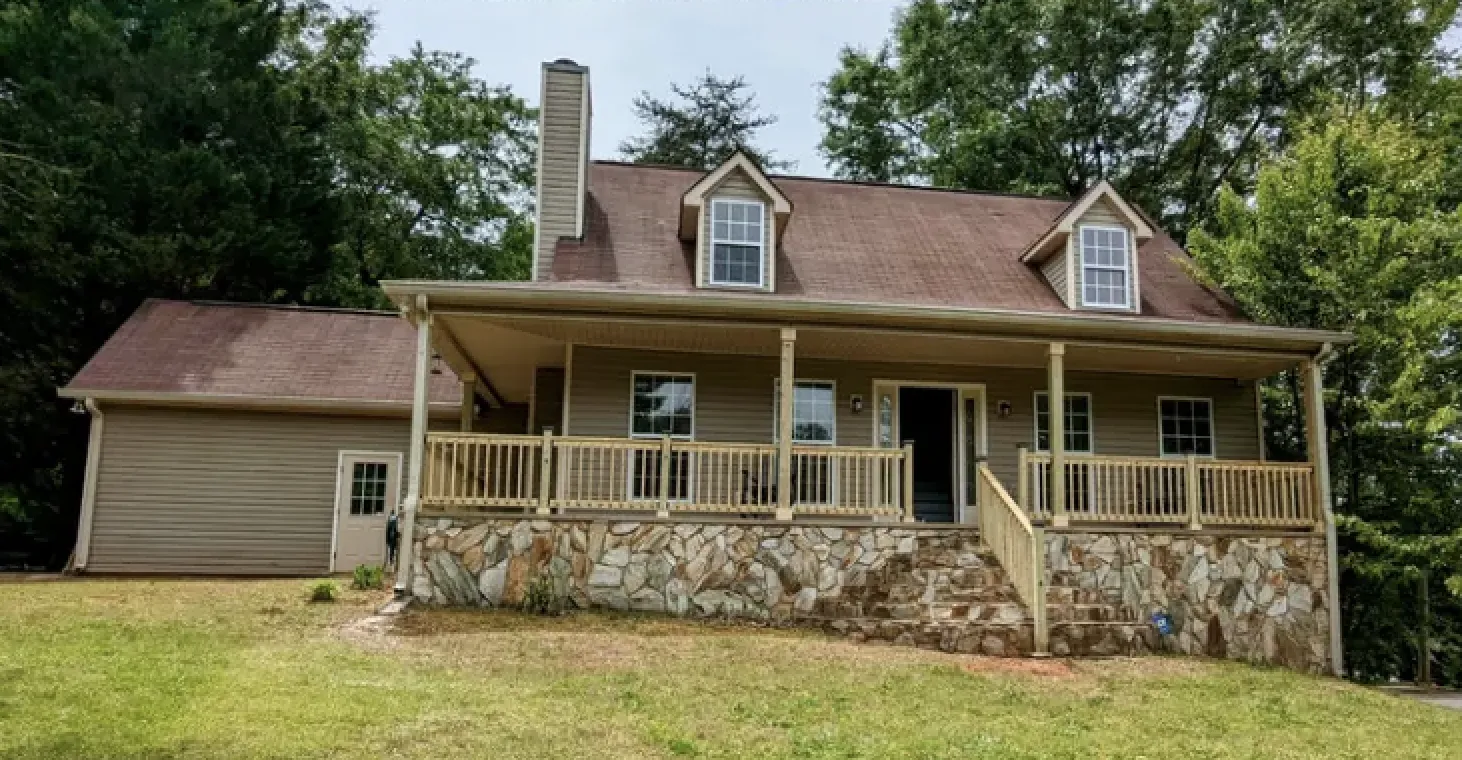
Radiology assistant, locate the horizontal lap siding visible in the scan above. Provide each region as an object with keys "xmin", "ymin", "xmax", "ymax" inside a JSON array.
[
  {"xmin": 88, "ymin": 407, "xmax": 413, "ymax": 575},
  {"xmin": 1041, "ymin": 249, "xmax": 1070, "ymax": 307},
  {"xmin": 536, "ymin": 67, "xmax": 586, "ymax": 280},
  {"xmin": 568, "ymin": 347, "xmax": 1260, "ymax": 500}
]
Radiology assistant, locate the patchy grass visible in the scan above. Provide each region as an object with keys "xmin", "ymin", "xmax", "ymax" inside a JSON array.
[{"xmin": 0, "ymin": 580, "xmax": 1458, "ymax": 759}]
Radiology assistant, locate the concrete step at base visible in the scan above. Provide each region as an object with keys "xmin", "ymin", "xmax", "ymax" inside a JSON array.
[
  {"xmin": 1045, "ymin": 603, "xmax": 1143, "ymax": 623},
  {"xmin": 817, "ymin": 617, "xmax": 1163, "ymax": 658},
  {"xmin": 822, "ymin": 617, "xmax": 1034, "ymax": 657},
  {"xmin": 1046, "ymin": 585, "xmax": 1121, "ymax": 605}
]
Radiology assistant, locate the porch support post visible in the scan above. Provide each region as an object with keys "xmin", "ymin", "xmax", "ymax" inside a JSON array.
[
  {"xmin": 459, "ymin": 372, "xmax": 476, "ymax": 433},
  {"xmin": 776, "ymin": 328, "xmax": 796, "ymax": 521},
  {"xmin": 1303, "ymin": 351, "xmax": 1344, "ymax": 677},
  {"xmin": 393, "ymin": 294, "xmax": 432, "ymax": 596},
  {"xmin": 1047, "ymin": 342, "xmax": 1069, "ymax": 527}
]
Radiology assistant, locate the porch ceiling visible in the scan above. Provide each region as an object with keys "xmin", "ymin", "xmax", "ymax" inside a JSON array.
[{"xmin": 437, "ymin": 312, "xmax": 1304, "ymax": 388}]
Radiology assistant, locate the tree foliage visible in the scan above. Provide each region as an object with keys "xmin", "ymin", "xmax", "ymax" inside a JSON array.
[
  {"xmin": 619, "ymin": 71, "xmax": 792, "ymax": 171},
  {"xmin": 1189, "ymin": 108, "xmax": 1462, "ymax": 684},
  {"xmin": 0, "ymin": 0, "xmax": 533, "ymax": 566},
  {"xmin": 819, "ymin": 0, "xmax": 1458, "ymax": 238}
]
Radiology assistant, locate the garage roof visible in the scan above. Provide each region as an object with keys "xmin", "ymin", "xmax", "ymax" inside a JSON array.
[{"xmin": 61, "ymin": 299, "xmax": 460, "ymax": 411}]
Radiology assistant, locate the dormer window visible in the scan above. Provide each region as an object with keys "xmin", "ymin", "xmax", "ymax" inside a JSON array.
[
  {"xmin": 709, "ymin": 199, "xmax": 766, "ymax": 287},
  {"xmin": 1079, "ymin": 225, "xmax": 1131, "ymax": 309},
  {"xmin": 1019, "ymin": 181, "xmax": 1150, "ymax": 313}
]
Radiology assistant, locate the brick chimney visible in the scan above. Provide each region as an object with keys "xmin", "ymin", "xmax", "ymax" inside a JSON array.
[{"xmin": 532, "ymin": 59, "xmax": 591, "ymax": 282}]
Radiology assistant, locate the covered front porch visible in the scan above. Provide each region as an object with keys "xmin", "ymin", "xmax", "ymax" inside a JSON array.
[
  {"xmin": 384, "ymin": 284, "xmax": 1345, "ymax": 670},
  {"xmin": 392, "ymin": 286, "xmax": 1335, "ymax": 535}
]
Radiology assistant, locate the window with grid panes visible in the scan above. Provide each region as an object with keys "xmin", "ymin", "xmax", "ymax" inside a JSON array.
[
  {"xmin": 1079, "ymin": 226, "xmax": 1131, "ymax": 308},
  {"xmin": 709, "ymin": 199, "xmax": 765, "ymax": 287},
  {"xmin": 349, "ymin": 462, "xmax": 389, "ymax": 515},
  {"xmin": 1160, "ymin": 398, "xmax": 1215, "ymax": 456},
  {"xmin": 1034, "ymin": 392, "xmax": 1093, "ymax": 453},
  {"xmin": 630, "ymin": 373, "xmax": 694, "ymax": 500}
]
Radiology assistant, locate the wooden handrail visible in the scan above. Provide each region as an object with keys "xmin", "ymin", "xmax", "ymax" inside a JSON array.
[{"xmin": 976, "ymin": 463, "xmax": 1046, "ymax": 654}]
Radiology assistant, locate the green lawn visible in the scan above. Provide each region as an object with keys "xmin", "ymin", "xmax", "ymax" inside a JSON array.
[{"xmin": 1, "ymin": 580, "xmax": 1458, "ymax": 759}]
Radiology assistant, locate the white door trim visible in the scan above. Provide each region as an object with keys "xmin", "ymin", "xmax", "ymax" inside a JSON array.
[
  {"xmin": 329, "ymin": 449, "xmax": 405, "ymax": 572},
  {"xmin": 870, "ymin": 380, "xmax": 987, "ymax": 524}
]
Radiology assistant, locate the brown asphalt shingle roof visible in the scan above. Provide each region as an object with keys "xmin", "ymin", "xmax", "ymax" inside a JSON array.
[
  {"xmin": 551, "ymin": 162, "xmax": 1247, "ymax": 323},
  {"xmin": 64, "ymin": 300, "xmax": 459, "ymax": 405}
]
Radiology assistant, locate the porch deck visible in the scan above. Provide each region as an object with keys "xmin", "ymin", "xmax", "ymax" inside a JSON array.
[{"xmin": 420, "ymin": 431, "xmax": 1320, "ymax": 530}]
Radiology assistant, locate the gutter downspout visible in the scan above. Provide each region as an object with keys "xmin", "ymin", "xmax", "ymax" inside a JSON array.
[
  {"xmin": 1310, "ymin": 343, "xmax": 1345, "ymax": 677},
  {"xmin": 71, "ymin": 398, "xmax": 104, "ymax": 572}
]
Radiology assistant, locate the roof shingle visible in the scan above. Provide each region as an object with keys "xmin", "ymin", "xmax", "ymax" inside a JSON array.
[
  {"xmin": 65, "ymin": 300, "xmax": 459, "ymax": 405},
  {"xmin": 551, "ymin": 162, "xmax": 1246, "ymax": 323}
]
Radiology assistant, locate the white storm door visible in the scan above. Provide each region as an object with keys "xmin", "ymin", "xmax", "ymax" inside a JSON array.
[{"xmin": 332, "ymin": 452, "xmax": 401, "ymax": 572}]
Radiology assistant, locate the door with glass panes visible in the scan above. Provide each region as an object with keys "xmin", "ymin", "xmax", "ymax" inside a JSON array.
[{"xmin": 332, "ymin": 452, "xmax": 401, "ymax": 571}]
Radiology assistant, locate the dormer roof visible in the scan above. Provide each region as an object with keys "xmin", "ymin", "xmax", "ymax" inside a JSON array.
[
  {"xmin": 1019, "ymin": 180, "xmax": 1154, "ymax": 265},
  {"xmin": 678, "ymin": 150, "xmax": 792, "ymax": 241}
]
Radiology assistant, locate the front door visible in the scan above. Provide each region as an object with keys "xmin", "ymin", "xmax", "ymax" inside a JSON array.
[
  {"xmin": 332, "ymin": 452, "xmax": 401, "ymax": 572},
  {"xmin": 898, "ymin": 387, "xmax": 956, "ymax": 522}
]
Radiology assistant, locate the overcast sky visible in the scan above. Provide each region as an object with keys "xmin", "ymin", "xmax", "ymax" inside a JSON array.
[
  {"xmin": 348, "ymin": 2, "xmax": 1462, "ymax": 178},
  {"xmin": 347, "ymin": 0, "xmax": 905, "ymax": 176}
]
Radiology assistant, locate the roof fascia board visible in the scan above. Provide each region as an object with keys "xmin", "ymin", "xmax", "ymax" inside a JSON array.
[
  {"xmin": 56, "ymin": 389, "xmax": 458, "ymax": 417},
  {"xmin": 382, "ymin": 280, "xmax": 1352, "ymax": 353},
  {"xmin": 440, "ymin": 308, "xmax": 1314, "ymax": 364}
]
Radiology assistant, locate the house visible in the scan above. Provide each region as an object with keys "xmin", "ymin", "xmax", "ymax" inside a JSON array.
[{"xmin": 61, "ymin": 60, "xmax": 1347, "ymax": 673}]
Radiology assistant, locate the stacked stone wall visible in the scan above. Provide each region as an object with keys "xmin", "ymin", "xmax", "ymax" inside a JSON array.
[{"xmin": 408, "ymin": 516, "xmax": 1332, "ymax": 673}]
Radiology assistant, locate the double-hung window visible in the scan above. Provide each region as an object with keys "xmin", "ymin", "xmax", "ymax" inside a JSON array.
[
  {"xmin": 629, "ymin": 373, "xmax": 694, "ymax": 500},
  {"xmin": 774, "ymin": 380, "xmax": 836, "ymax": 504},
  {"xmin": 709, "ymin": 199, "xmax": 765, "ymax": 287},
  {"xmin": 1079, "ymin": 225, "xmax": 1132, "ymax": 308},
  {"xmin": 1159, "ymin": 397, "xmax": 1215, "ymax": 457},
  {"xmin": 1035, "ymin": 392, "xmax": 1094, "ymax": 513},
  {"xmin": 1034, "ymin": 392, "xmax": 1093, "ymax": 453}
]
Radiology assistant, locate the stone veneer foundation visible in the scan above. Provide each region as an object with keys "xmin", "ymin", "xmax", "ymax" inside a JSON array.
[
  {"xmin": 1048, "ymin": 531, "xmax": 1332, "ymax": 673},
  {"xmin": 408, "ymin": 515, "xmax": 1331, "ymax": 673}
]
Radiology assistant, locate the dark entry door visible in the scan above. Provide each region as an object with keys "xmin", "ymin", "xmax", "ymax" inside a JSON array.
[{"xmin": 898, "ymin": 387, "xmax": 956, "ymax": 522}]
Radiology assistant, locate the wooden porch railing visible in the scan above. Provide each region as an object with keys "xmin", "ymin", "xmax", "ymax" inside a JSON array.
[
  {"xmin": 1022, "ymin": 452, "xmax": 1319, "ymax": 529},
  {"xmin": 420, "ymin": 432, "xmax": 912, "ymax": 519},
  {"xmin": 975, "ymin": 462, "xmax": 1046, "ymax": 653},
  {"xmin": 423, "ymin": 433, "xmax": 543, "ymax": 509}
]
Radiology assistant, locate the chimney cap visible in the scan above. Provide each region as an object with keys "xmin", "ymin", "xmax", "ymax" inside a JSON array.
[{"xmin": 545, "ymin": 58, "xmax": 587, "ymax": 73}]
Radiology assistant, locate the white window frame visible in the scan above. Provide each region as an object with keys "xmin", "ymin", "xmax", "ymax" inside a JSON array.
[
  {"xmin": 1078, "ymin": 224, "xmax": 1133, "ymax": 309},
  {"xmin": 1157, "ymin": 396, "xmax": 1217, "ymax": 458},
  {"xmin": 1033, "ymin": 391, "xmax": 1095, "ymax": 454},
  {"xmin": 772, "ymin": 378, "xmax": 837, "ymax": 445},
  {"xmin": 627, "ymin": 371, "xmax": 696, "ymax": 502},
  {"xmin": 772, "ymin": 378, "xmax": 838, "ymax": 506},
  {"xmin": 707, "ymin": 198, "xmax": 767, "ymax": 288}
]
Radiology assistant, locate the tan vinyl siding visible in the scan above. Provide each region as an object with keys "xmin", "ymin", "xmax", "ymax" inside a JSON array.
[
  {"xmin": 1072, "ymin": 198, "xmax": 1137, "ymax": 312},
  {"xmin": 87, "ymin": 406, "xmax": 414, "ymax": 575},
  {"xmin": 1041, "ymin": 247, "xmax": 1071, "ymax": 307},
  {"xmin": 568, "ymin": 347, "xmax": 1260, "ymax": 501},
  {"xmin": 698, "ymin": 169, "xmax": 774, "ymax": 291},
  {"xmin": 535, "ymin": 65, "xmax": 588, "ymax": 281}
]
